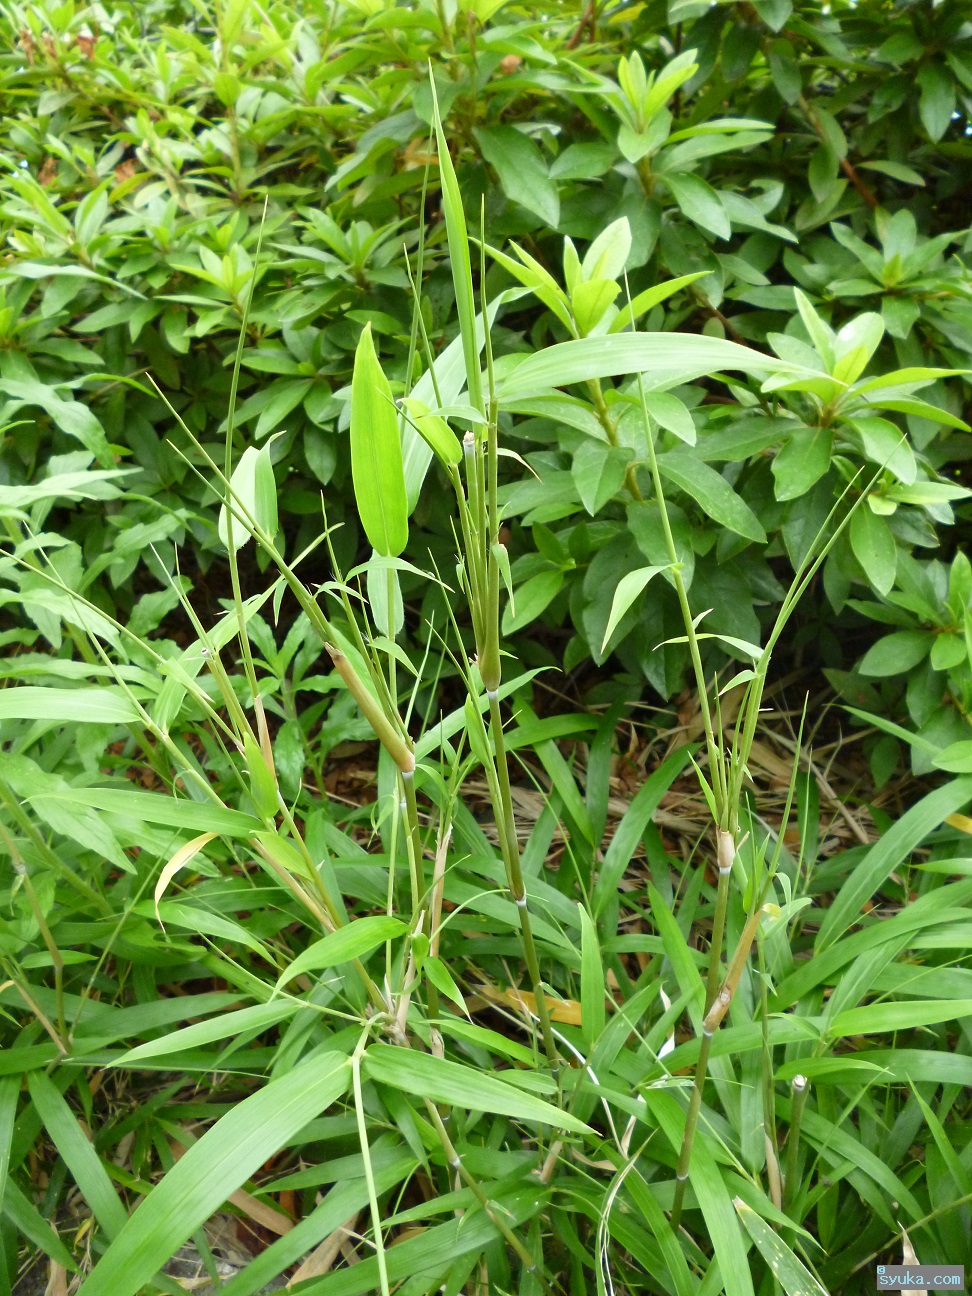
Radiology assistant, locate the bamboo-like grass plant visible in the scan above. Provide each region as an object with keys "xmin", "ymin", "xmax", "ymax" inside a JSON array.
[{"xmin": 2, "ymin": 71, "xmax": 913, "ymax": 1296}]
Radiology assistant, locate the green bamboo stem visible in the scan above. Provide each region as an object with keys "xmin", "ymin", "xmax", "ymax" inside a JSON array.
[
  {"xmin": 400, "ymin": 770, "xmax": 425, "ymax": 918},
  {"xmin": 784, "ymin": 1075, "xmax": 809, "ymax": 1209},
  {"xmin": 423, "ymin": 1097, "xmax": 549, "ymax": 1289},
  {"xmin": 487, "ymin": 692, "xmax": 560, "ymax": 1073},
  {"xmin": 635, "ymin": 377, "xmax": 725, "ymax": 815},
  {"xmin": 670, "ymin": 1029, "xmax": 712, "ymax": 1230},
  {"xmin": 759, "ymin": 940, "xmax": 782, "ymax": 1210},
  {"xmin": 479, "ymin": 401, "xmax": 501, "ymax": 693},
  {"xmin": 704, "ymin": 829, "xmax": 735, "ymax": 1012},
  {"xmin": 352, "ymin": 1040, "xmax": 391, "ymax": 1296},
  {"xmin": 670, "ymin": 906, "xmax": 764, "ymax": 1228}
]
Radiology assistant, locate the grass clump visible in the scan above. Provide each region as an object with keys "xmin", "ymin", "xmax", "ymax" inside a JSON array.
[{"xmin": 1, "ymin": 71, "xmax": 971, "ymax": 1296}]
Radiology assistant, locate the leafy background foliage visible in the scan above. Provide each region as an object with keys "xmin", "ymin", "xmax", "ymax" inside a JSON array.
[
  {"xmin": 1, "ymin": 1, "xmax": 972, "ymax": 1294},
  {"xmin": 1, "ymin": 0, "xmax": 971, "ymax": 753}
]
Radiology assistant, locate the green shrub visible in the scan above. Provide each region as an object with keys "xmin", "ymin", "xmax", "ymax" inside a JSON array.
[{"xmin": 1, "ymin": 0, "xmax": 971, "ymax": 723}]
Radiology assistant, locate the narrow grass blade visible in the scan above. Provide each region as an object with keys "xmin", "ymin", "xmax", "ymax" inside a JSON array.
[
  {"xmin": 579, "ymin": 905, "xmax": 605, "ymax": 1049},
  {"xmin": 76, "ymin": 1053, "xmax": 351, "ymax": 1296},
  {"xmin": 275, "ymin": 917, "xmax": 407, "ymax": 991},
  {"xmin": 734, "ymin": 1198, "xmax": 827, "ymax": 1295},
  {"xmin": 38, "ymin": 786, "xmax": 261, "ymax": 835},
  {"xmin": 116, "ymin": 1002, "xmax": 299, "ymax": 1066},
  {"xmin": 3, "ymin": 1179, "xmax": 79, "ymax": 1271},
  {"xmin": 27, "ymin": 1072, "xmax": 128, "ymax": 1239},
  {"xmin": 816, "ymin": 776, "xmax": 972, "ymax": 949},
  {"xmin": 593, "ymin": 745, "xmax": 694, "ymax": 916},
  {"xmin": 0, "ymin": 687, "xmax": 140, "ymax": 723},
  {"xmin": 430, "ymin": 73, "xmax": 484, "ymax": 416},
  {"xmin": 645, "ymin": 1090, "xmax": 756, "ymax": 1296},
  {"xmin": 362, "ymin": 1044, "xmax": 591, "ymax": 1134}
]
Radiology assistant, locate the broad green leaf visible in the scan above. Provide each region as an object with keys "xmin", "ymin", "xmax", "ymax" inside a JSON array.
[
  {"xmin": 663, "ymin": 171, "xmax": 731, "ymax": 241},
  {"xmin": 734, "ymin": 1199, "xmax": 827, "ymax": 1295},
  {"xmin": 697, "ymin": 415, "xmax": 797, "ymax": 462},
  {"xmin": 0, "ymin": 686, "xmax": 140, "ymax": 724},
  {"xmin": 918, "ymin": 63, "xmax": 955, "ymax": 141},
  {"xmin": 887, "ymin": 482, "xmax": 971, "ymax": 506},
  {"xmin": 400, "ymin": 397, "xmax": 462, "ymax": 466},
  {"xmin": 582, "ymin": 217, "xmax": 632, "ymax": 282},
  {"xmin": 572, "ymin": 278, "xmax": 620, "ymax": 334},
  {"xmin": 423, "ymin": 955, "xmax": 467, "ymax": 1013},
  {"xmin": 253, "ymin": 378, "xmax": 313, "ymax": 440},
  {"xmin": 768, "ymin": 39, "xmax": 801, "ymax": 100},
  {"xmin": 600, "ymin": 565, "xmax": 668, "ymax": 652},
  {"xmin": 0, "ymin": 468, "xmax": 132, "ymax": 510},
  {"xmin": 644, "ymin": 48, "xmax": 699, "ymax": 120},
  {"xmin": 930, "ymin": 633, "xmax": 967, "ymax": 672},
  {"xmin": 497, "ymin": 334, "xmax": 799, "ymax": 403},
  {"xmin": 793, "ymin": 289, "xmax": 835, "ymax": 370},
  {"xmin": 659, "ymin": 447, "xmax": 766, "ymax": 543},
  {"xmin": 771, "ymin": 427, "xmax": 832, "ymax": 500},
  {"xmin": 849, "ymin": 415, "xmax": 917, "ymax": 484},
  {"xmin": 218, "ymin": 445, "xmax": 278, "ymax": 551},
  {"xmin": 350, "ymin": 322, "xmax": 408, "ymax": 557},
  {"xmin": 0, "ymin": 378, "xmax": 113, "ymax": 466},
  {"xmin": 275, "ymin": 916, "xmax": 407, "ymax": 990},
  {"xmin": 644, "ymin": 390, "xmax": 696, "ymax": 444},
  {"xmin": 482, "ymin": 242, "xmax": 573, "ymax": 334},
  {"xmin": 933, "ymin": 741, "xmax": 972, "ymax": 774},
  {"xmin": 850, "ymin": 506, "xmax": 896, "ymax": 596},
  {"xmin": 858, "ymin": 630, "xmax": 932, "ymax": 676},
  {"xmin": 549, "ymin": 141, "xmax": 618, "ymax": 181},
  {"xmin": 76, "ymin": 1053, "xmax": 351, "ymax": 1296},
  {"xmin": 610, "ymin": 271, "xmax": 708, "ymax": 333},
  {"xmin": 502, "ymin": 569, "xmax": 564, "ymax": 634},
  {"xmin": 882, "ymin": 296, "xmax": 921, "ymax": 340},
  {"xmin": 832, "ymin": 312, "xmax": 884, "ymax": 384},
  {"xmin": 362, "ymin": 1043, "xmax": 592, "ymax": 1134},
  {"xmin": 572, "ymin": 438, "xmax": 631, "ymax": 515},
  {"xmin": 475, "ymin": 125, "xmax": 559, "ymax": 227},
  {"xmin": 859, "ymin": 160, "xmax": 925, "ymax": 186},
  {"xmin": 872, "ymin": 399, "xmax": 969, "ymax": 431}
]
